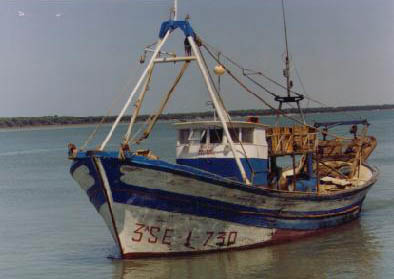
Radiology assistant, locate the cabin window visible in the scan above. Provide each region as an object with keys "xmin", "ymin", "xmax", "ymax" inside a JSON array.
[
  {"xmin": 178, "ymin": 129, "xmax": 190, "ymax": 144},
  {"xmin": 189, "ymin": 129, "xmax": 208, "ymax": 144},
  {"xmin": 229, "ymin": 128, "xmax": 240, "ymax": 143},
  {"xmin": 200, "ymin": 129, "xmax": 207, "ymax": 143},
  {"xmin": 242, "ymin": 128, "xmax": 254, "ymax": 143},
  {"xmin": 209, "ymin": 128, "xmax": 223, "ymax": 144}
]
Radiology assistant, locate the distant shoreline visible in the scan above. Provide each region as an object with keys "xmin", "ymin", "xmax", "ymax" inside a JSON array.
[{"xmin": 1, "ymin": 104, "xmax": 393, "ymax": 129}]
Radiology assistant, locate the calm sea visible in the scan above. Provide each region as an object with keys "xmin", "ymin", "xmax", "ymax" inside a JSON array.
[{"xmin": 0, "ymin": 110, "xmax": 393, "ymax": 279}]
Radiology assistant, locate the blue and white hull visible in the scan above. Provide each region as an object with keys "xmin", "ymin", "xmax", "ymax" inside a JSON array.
[{"xmin": 70, "ymin": 151, "xmax": 377, "ymax": 258}]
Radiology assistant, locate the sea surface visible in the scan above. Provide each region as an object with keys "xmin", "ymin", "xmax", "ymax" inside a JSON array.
[{"xmin": 0, "ymin": 110, "xmax": 393, "ymax": 279}]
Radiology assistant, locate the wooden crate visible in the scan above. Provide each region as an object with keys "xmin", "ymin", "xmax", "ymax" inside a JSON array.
[{"xmin": 267, "ymin": 126, "xmax": 317, "ymax": 156}]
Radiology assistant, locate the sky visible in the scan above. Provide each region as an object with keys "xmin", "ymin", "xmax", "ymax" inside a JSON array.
[{"xmin": 0, "ymin": 0, "xmax": 393, "ymax": 117}]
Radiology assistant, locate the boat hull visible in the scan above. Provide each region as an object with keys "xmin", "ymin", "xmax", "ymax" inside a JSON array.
[{"xmin": 70, "ymin": 152, "xmax": 377, "ymax": 258}]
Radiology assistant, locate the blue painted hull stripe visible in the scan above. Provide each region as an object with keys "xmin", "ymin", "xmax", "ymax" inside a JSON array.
[
  {"xmin": 110, "ymin": 185, "xmax": 361, "ymax": 230},
  {"xmin": 97, "ymin": 156, "xmax": 367, "ymax": 217},
  {"xmin": 70, "ymin": 158, "xmax": 106, "ymax": 211},
  {"xmin": 110, "ymin": 182, "xmax": 363, "ymax": 218},
  {"xmin": 87, "ymin": 183, "xmax": 106, "ymax": 211},
  {"xmin": 177, "ymin": 157, "xmax": 268, "ymax": 185},
  {"xmin": 70, "ymin": 157, "xmax": 368, "ymax": 216},
  {"xmin": 72, "ymin": 152, "xmax": 376, "ymax": 201},
  {"xmin": 70, "ymin": 158, "xmax": 362, "ymax": 230}
]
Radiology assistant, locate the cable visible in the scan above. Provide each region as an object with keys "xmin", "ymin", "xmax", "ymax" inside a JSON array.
[
  {"xmin": 81, "ymin": 63, "xmax": 145, "ymax": 150},
  {"xmin": 198, "ymin": 48, "xmax": 257, "ymax": 181},
  {"xmin": 202, "ymin": 43, "xmax": 353, "ymax": 140}
]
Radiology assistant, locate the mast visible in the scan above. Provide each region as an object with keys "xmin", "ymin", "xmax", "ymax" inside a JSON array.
[
  {"xmin": 275, "ymin": 0, "xmax": 305, "ymax": 124},
  {"xmin": 281, "ymin": 0, "xmax": 291, "ymax": 98},
  {"xmin": 174, "ymin": 0, "xmax": 178, "ymax": 20},
  {"xmin": 99, "ymin": 3, "xmax": 249, "ymax": 184}
]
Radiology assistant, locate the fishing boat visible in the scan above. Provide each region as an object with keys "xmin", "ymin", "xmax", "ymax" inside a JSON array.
[{"xmin": 68, "ymin": 1, "xmax": 378, "ymax": 258}]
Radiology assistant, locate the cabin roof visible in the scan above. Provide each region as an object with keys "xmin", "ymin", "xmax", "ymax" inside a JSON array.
[{"xmin": 174, "ymin": 120, "xmax": 269, "ymax": 129}]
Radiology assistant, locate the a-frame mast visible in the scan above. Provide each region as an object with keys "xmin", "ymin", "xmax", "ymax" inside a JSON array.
[{"xmin": 99, "ymin": 2, "xmax": 250, "ymax": 184}]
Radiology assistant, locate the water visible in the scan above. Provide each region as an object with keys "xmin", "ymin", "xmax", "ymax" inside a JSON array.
[{"xmin": 0, "ymin": 110, "xmax": 393, "ymax": 278}]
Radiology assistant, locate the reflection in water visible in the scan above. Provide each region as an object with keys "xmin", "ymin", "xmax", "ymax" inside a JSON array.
[{"xmin": 111, "ymin": 221, "xmax": 381, "ymax": 279}]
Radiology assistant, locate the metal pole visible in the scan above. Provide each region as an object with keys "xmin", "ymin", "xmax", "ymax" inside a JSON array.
[
  {"xmin": 296, "ymin": 101, "xmax": 306, "ymax": 124},
  {"xmin": 275, "ymin": 102, "xmax": 283, "ymax": 126},
  {"xmin": 281, "ymin": 0, "xmax": 291, "ymax": 98},
  {"xmin": 316, "ymin": 148, "xmax": 320, "ymax": 193},
  {"xmin": 174, "ymin": 0, "xmax": 178, "ymax": 20},
  {"xmin": 188, "ymin": 36, "xmax": 250, "ymax": 185},
  {"xmin": 99, "ymin": 31, "xmax": 171, "ymax": 151},
  {"xmin": 291, "ymin": 154, "xmax": 296, "ymax": 191}
]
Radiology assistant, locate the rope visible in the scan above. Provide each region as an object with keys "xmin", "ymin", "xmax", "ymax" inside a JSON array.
[
  {"xmin": 243, "ymin": 70, "xmax": 279, "ymax": 98},
  {"xmin": 201, "ymin": 43, "xmax": 353, "ymax": 141},
  {"xmin": 200, "ymin": 48, "xmax": 259, "ymax": 182},
  {"xmin": 124, "ymin": 65, "xmax": 155, "ymax": 144},
  {"xmin": 201, "ymin": 38, "xmax": 366, "ymax": 123},
  {"xmin": 99, "ymin": 32, "xmax": 171, "ymax": 151},
  {"xmin": 82, "ymin": 32, "xmax": 364, "ymax": 152},
  {"xmin": 203, "ymin": 45, "xmax": 297, "ymax": 121},
  {"xmin": 199, "ymin": 46, "xmax": 230, "ymax": 121},
  {"xmin": 136, "ymin": 61, "xmax": 190, "ymax": 144},
  {"xmin": 293, "ymin": 62, "xmax": 310, "ymax": 109},
  {"xmin": 127, "ymin": 123, "xmax": 145, "ymax": 145},
  {"xmin": 81, "ymin": 64, "xmax": 145, "ymax": 150},
  {"xmin": 202, "ymin": 40, "xmax": 293, "ymax": 97}
]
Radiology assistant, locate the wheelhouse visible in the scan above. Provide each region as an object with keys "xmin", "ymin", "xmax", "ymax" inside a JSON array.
[{"xmin": 175, "ymin": 121, "xmax": 269, "ymax": 185}]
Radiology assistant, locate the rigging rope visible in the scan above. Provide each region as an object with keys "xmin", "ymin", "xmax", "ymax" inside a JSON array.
[
  {"xmin": 81, "ymin": 64, "xmax": 145, "ymax": 150},
  {"xmin": 199, "ymin": 46, "xmax": 230, "ymax": 122},
  {"xmin": 128, "ymin": 123, "xmax": 146, "ymax": 145},
  {"xmin": 202, "ymin": 40, "xmax": 295, "ymax": 97},
  {"xmin": 243, "ymin": 70, "xmax": 279, "ymax": 98},
  {"xmin": 136, "ymin": 61, "xmax": 190, "ymax": 144},
  {"xmin": 124, "ymin": 65, "xmax": 155, "ymax": 144},
  {"xmin": 200, "ymin": 50, "xmax": 258, "ymax": 183},
  {"xmin": 201, "ymin": 38, "xmax": 366, "ymax": 122},
  {"xmin": 201, "ymin": 43, "xmax": 353, "ymax": 140},
  {"xmin": 82, "ymin": 32, "xmax": 364, "ymax": 152}
]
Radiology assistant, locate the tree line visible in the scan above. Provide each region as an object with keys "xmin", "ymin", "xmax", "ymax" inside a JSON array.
[{"xmin": 1, "ymin": 104, "xmax": 393, "ymax": 128}]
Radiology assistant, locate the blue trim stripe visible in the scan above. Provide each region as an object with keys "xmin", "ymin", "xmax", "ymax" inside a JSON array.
[
  {"xmin": 177, "ymin": 158, "xmax": 268, "ymax": 185},
  {"xmin": 70, "ymin": 159, "xmax": 107, "ymax": 211},
  {"xmin": 109, "ymin": 181, "xmax": 363, "ymax": 218},
  {"xmin": 87, "ymin": 183, "xmax": 107, "ymax": 211},
  {"xmin": 98, "ymin": 157, "xmax": 364, "ymax": 230},
  {"xmin": 73, "ymin": 151, "xmax": 375, "ymax": 202},
  {"xmin": 110, "ymin": 184, "xmax": 361, "ymax": 230},
  {"xmin": 70, "ymin": 156, "xmax": 365, "ymax": 230}
]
